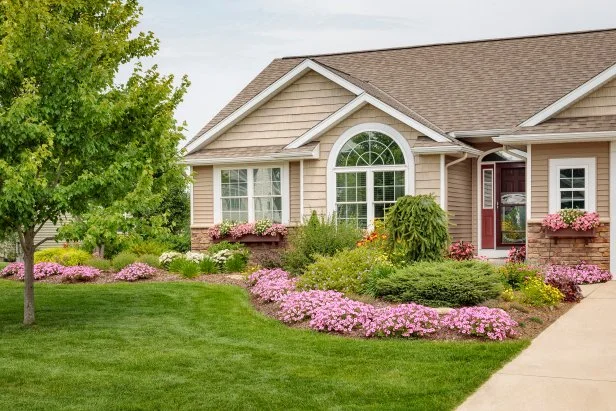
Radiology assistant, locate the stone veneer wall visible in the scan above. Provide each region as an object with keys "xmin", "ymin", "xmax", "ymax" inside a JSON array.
[{"xmin": 526, "ymin": 222, "xmax": 610, "ymax": 269}]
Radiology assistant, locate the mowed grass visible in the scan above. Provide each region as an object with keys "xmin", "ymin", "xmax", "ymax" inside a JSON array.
[
  {"xmin": 0, "ymin": 261, "xmax": 8, "ymax": 270},
  {"xmin": 0, "ymin": 280, "xmax": 527, "ymax": 410}
]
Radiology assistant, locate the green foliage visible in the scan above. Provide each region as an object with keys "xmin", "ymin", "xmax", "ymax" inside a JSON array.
[
  {"xmin": 498, "ymin": 263, "xmax": 540, "ymax": 290},
  {"xmin": 559, "ymin": 208, "xmax": 585, "ymax": 225},
  {"xmin": 223, "ymin": 253, "xmax": 248, "ymax": 273},
  {"xmin": 157, "ymin": 232, "xmax": 191, "ymax": 253},
  {"xmin": 34, "ymin": 248, "xmax": 91, "ymax": 266},
  {"xmin": 199, "ymin": 258, "xmax": 218, "ymax": 274},
  {"xmin": 298, "ymin": 247, "xmax": 392, "ymax": 294},
  {"xmin": 207, "ymin": 241, "xmax": 246, "ymax": 255},
  {"xmin": 384, "ymin": 195, "xmax": 449, "ymax": 263},
  {"xmin": 363, "ymin": 264, "xmax": 397, "ymax": 297},
  {"xmin": 84, "ymin": 257, "xmax": 112, "ymax": 271},
  {"xmin": 128, "ymin": 240, "xmax": 167, "ymax": 256},
  {"xmin": 137, "ymin": 254, "xmax": 161, "ymax": 269},
  {"xmin": 373, "ymin": 260, "xmax": 502, "ymax": 307},
  {"xmin": 111, "ymin": 252, "xmax": 139, "ymax": 271},
  {"xmin": 168, "ymin": 258, "xmax": 200, "ymax": 278},
  {"xmin": 283, "ymin": 212, "xmax": 363, "ymax": 274},
  {"xmin": 519, "ymin": 276, "xmax": 564, "ymax": 307}
]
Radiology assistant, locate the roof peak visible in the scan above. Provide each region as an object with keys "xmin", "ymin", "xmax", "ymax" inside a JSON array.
[{"xmin": 281, "ymin": 27, "xmax": 616, "ymax": 60}]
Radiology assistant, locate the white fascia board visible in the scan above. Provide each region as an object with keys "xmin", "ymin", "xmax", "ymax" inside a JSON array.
[
  {"xmin": 181, "ymin": 145, "xmax": 319, "ymax": 166},
  {"xmin": 286, "ymin": 94, "xmax": 450, "ymax": 150},
  {"xmin": 520, "ymin": 63, "xmax": 616, "ymax": 127},
  {"xmin": 412, "ymin": 145, "xmax": 482, "ymax": 156},
  {"xmin": 494, "ymin": 131, "xmax": 616, "ymax": 145},
  {"xmin": 185, "ymin": 60, "xmax": 363, "ymax": 155}
]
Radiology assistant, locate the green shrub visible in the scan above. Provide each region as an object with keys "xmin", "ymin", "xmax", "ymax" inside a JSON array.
[
  {"xmin": 111, "ymin": 252, "xmax": 139, "ymax": 271},
  {"xmin": 34, "ymin": 247, "xmax": 91, "ymax": 266},
  {"xmin": 283, "ymin": 212, "xmax": 362, "ymax": 274},
  {"xmin": 373, "ymin": 260, "xmax": 502, "ymax": 307},
  {"xmin": 384, "ymin": 195, "xmax": 449, "ymax": 263},
  {"xmin": 137, "ymin": 254, "xmax": 161, "ymax": 268},
  {"xmin": 85, "ymin": 257, "xmax": 112, "ymax": 271},
  {"xmin": 223, "ymin": 253, "xmax": 248, "ymax": 273},
  {"xmin": 157, "ymin": 232, "xmax": 191, "ymax": 253},
  {"xmin": 207, "ymin": 241, "xmax": 246, "ymax": 255},
  {"xmin": 519, "ymin": 275, "xmax": 563, "ymax": 307},
  {"xmin": 298, "ymin": 247, "xmax": 392, "ymax": 294},
  {"xmin": 498, "ymin": 263, "xmax": 539, "ymax": 290},
  {"xmin": 199, "ymin": 258, "xmax": 218, "ymax": 274},
  {"xmin": 363, "ymin": 264, "xmax": 397, "ymax": 296},
  {"xmin": 128, "ymin": 240, "xmax": 167, "ymax": 256},
  {"xmin": 168, "ymin": 258, "xmax": 200, "ymax": 278}
]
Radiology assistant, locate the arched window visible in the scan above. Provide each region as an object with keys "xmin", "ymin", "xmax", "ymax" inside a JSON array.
[{"xmin": 331, "ymin": 129, "xmax": 409, "ymax": 228}]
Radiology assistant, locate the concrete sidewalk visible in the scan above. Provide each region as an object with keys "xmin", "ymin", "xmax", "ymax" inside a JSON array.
[{"xmin": 458, "ymin": 281, "xmax": 616, "ymax": 411}]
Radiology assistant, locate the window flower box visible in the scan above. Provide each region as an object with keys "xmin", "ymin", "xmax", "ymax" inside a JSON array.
[
  {"xmin": 545, "ymin": 227, "xmax": 596, "ymax": 244},
  {"xmin": 208, "ymin": 220, "xmax": 288, "ymax": 242},
  {"xmin": 541, "ymin": 210, "xmax": 599, "ymax": 244},
  {"xmin": 215, "ymin": 233, "xmax": 283, "ymax": 244}
]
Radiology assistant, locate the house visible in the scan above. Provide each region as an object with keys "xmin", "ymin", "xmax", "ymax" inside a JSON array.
[{"xmin": 183, "ymin": 28, "xmax": 616, "ymax": 272}]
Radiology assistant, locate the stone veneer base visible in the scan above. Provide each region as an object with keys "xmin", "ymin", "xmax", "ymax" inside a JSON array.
[{"xmin": 526, "ymin": 222, "xmax": 610, "ymax": 269}]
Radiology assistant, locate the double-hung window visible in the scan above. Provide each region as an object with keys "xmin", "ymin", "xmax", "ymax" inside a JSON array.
[
  {"xmin": 548, "ymin": 157, "xmax": 596, "ymax": 213},
  {"xmin": 216, "ymin": 165, "xmax": 287, "ymax": 223}
]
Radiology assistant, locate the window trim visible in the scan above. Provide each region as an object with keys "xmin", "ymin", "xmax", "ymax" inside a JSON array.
[
  {"xmin": 482, "ymin": 168, "xmax": 494, "ymax": 209},
  {"xmin": 548, "ymin": 157, "xmax": 596, "ymax": 213},
  {"xmin": 326, "ymin": 123, "xmax": 415, "ymax": 229},
  {"xmin": 213, "ymin": 162, "xmax": 290, "ymax": 224}
]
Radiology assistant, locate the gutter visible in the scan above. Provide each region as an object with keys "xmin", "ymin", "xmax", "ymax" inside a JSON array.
[
  {"xmin": 413, "ymin": 145, "xmax": 483, "ymax": 156},
  {"xmin": 494, "ymin": 131, "xmax": 616, "ymax": 145}
]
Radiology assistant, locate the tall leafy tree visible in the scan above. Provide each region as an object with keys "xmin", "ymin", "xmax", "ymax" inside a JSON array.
[{"xmin": 0, "ymin": 0, "xmax": 189, "ymax": 324}]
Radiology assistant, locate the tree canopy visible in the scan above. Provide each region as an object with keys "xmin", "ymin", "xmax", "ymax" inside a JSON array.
[{"xmin": 0, "ymin": 0, "xmax": 189, "ymax": 324}]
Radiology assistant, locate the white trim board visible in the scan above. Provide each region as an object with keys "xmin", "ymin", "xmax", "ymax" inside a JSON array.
[
  {"xmin": 181, "ymin": 145, "xmax": 319, "ymax": 166},
  {"xmin": 185, "ymin": 59, "xmax": 363, "ymax": 154},
  {"xmin": 520, "ymin": 63, "xmax": 616, "ymax": 127},
  {"xmin": 494, "ymin": 131, "xmax": 616, "ymax": 145},
  {"xmin": 285, "ymin": 93, "xmax": 451, "ymax": 149},
  {"xmin": 610, "ymin": 142, "xmax": 616, "ymax": 276},
  {"xmin": 548, "ymin": 157, "xmax": 596, "ymax": 213}
]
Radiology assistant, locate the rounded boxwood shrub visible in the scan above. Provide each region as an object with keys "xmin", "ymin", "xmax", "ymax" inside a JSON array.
[
  {"xmin": 373, "ymin": 260, "xmax": 502, "ymax": 307},
  {"xmin": 384, "ymin": 195, "xmax": 449, "ymax": 263},
  {"xmin": 111, "ymin": 252, "xmax": 139, "ymax": 271}
]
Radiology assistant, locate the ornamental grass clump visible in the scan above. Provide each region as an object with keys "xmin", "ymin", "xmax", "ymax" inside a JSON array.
[
  {"xmin": 114, "ymin": 263, "xmax": 156, "ymax": 282},
  {"xmin": 384, "ymin": 195, "xmax": 449, "ymax": 263},
  {"xmin": 365, "ymin": 304, "xmax": 440, "ymax": 337},
  {"xmin": 249, "ymin": 269, "xmax": 298, "ymax": 302},
  {"xmin": 543, "ymin": 263, "xmax": 612, "ymax": 284},
  {"xmin": 60, "ymin": 266, "xmax": 102, "ymax": 283},
  {"xmin": 441, "ymin": 307, "xmax": 518, "ymax": 340}
]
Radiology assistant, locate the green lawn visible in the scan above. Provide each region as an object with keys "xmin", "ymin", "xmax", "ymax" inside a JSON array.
[
  {"xmin": 0, "ymin": 261, "xmax": 8, "ymax": 270},
  {"xmin": 0, "ymin": 280, "xmax": 527, "ymax": 410}
]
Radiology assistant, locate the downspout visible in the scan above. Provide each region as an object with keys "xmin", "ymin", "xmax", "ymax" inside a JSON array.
[{"xmin": 442, "ymin": 153, "xmax": 469, "ymax": 211}]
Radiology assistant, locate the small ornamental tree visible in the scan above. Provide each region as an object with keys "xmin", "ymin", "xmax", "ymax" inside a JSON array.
[
  {"xmin": 384, "ymin": 195, "xmax": 449, "ymax": 263},
  {"xmin": 0, "ymin": 0, "xmax": 189, "ymax": 324}
]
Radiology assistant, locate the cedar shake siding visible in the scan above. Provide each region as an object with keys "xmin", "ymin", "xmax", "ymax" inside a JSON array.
[
  {"xmin": 205, "ymin": 71, "xmax": 355, "ymax": 149},
  {"xmin": 192, "ymin": 165, "xmax": 214, "ymax": 226},
  {"xmin": 446, "ymin": 157, "xmax": 473, "ymax": 242},
  {"xmin": 530, "ymin": 142, "xmax": 609, "ymax": 219},
  {"xmin": 556, "ymin": 78, "xmax": 616, "ymax": 118}
]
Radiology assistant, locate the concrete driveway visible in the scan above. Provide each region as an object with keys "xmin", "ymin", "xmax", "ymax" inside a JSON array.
[{"xmin": 458, "ymin": 281, "xmax": 616, "ymax": 411}]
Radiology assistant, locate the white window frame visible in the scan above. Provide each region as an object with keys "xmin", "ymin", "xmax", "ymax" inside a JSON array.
[
  {"xmin": 482, "ymin": 168, "xmax": 494, "ymax": 209},
  {"xmin": 548, "ymin": 157, "xmax": 596, "ymax": 213},
  {"xmin": 326, "ymin": 123, "xmax": 415, "ymax": 229},
  {"xmin": 213, "ymin": 162, "xmax": 290, "ymax": 224}
]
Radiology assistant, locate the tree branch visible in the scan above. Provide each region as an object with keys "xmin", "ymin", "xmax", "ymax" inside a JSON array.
[{"xmin": 34, "ymin": 236, "xmax": 55, "ymax": 248}]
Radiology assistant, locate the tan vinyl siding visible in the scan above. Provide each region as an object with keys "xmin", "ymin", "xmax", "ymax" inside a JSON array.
[
  {"xmin": 302, "ymin": 105, "xmax": 434, "ymax": 215},
  {"xmin": 193, "ymin": 165, "xmax": 214, "ymax": 226},
  {"xmin": 446, "ymin": 157, "xmax": 473, "ymax": 242},
  {"xmin": 206, "ymin": 71, "xmax": 355, "ymax": 149},
  {"xmin": 556, "ymin": 78, "xmax": 616, "ymax": 118},
  {"xmin": 289, "ymin": 161, "xmax": 301, "ymax": 225},
  {"xmin": 530, "ymin": 142, "xmax": 609, "ymax": 219},
  {"xmin": 35, "ymin": 218, "xmax": 70, "ymax": 250},
  {"xmin": 415, "ymin": 155, "xmax": 441, "ymax": 202}
]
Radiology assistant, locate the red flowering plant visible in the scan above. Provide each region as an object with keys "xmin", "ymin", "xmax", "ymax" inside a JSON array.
[
  {"xmin": 448, "ymin": 241, "xmax": 475, "ymax": 261},
  {"xmin": 356, "ymin": 220, "xmax": 387, "ymax": 248},
  {"xmin": 541, "ymin": 209, "xmax": 600, "ymax": 232},
  {"xmin": 506, "ymin": 246, "xmax": 526, "ymax": 263}
]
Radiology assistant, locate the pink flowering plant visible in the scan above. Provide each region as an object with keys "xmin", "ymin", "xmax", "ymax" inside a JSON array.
[
  {"xmin": 249, "ymin": 268, "xmax": 298, "ymax": 302},
  {"xmin": 2, "ymin": 262, "xmax": 65, "ymax": 280},
  {"xmin": 365, "ymin": 304, "xmax": 440, "ymax": 337},
  {"xmin": 441, "ymin": 307, "xmax": 519, "ymax": 341},
  {"xmin": 209, "ymin": 219, "xmax": 288, "ymax": 240},
  {"xmin": 541, "ymin": 209, "xmax": 600, "ymax": 232},
  {"xmin": 543, "ymin": 263, "xmax": 612, "ymax": 284},
  {"xmin": 506, "ymin": 246, "xmax": 526, "ymax": 263},
  {"xmin": 448, "ymin": 241, "xmax": 475, "ymax": 261},
  {"xmin": 1, "ymin": 262, "xmax": 24, "ymax": 278},
  {"xmin": 309, "ymin": 299, "xmax": 375, "ymax": 334},
  {"xmin": 114, "ymin": 263, "xmax": 156, "ymax": 282},
  {"xmin": 59, "ymin": 266, "xmax": 102, "ymax": 283},
  {"xmin": 278, "ymin": 290, "xmax": 346, "ymax": 323}
]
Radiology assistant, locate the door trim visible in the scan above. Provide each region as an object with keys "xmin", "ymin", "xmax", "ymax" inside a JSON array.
[{"xmin": 495, "ymin": 162, "xmax": 526, "ymax": 248}]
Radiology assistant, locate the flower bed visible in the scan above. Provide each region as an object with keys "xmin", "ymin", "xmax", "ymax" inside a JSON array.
[
  {"xmin": 542, "ymin": 210, "xmax": 600, "ymax": 232},
  {"xmin": 59, "ymin": 266, "xmax": 102, "ymax": 283},
  {"xmin": 543, "ymin": 263, "xmax": 612, "ymax": 284},
  {"xmin": 208, "ymin": 219, "xmax": 288, "ymax": 241},
  {"xmin": 249, "ymin": 268, "xmax": 519, "ymax": 341},
  {"xmin": 114, "ymin": 263, "xmax": 156, "ymax": 282}
]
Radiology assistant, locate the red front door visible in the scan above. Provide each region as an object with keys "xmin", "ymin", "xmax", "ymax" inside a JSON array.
[{"xmin": 481, "ymin": 165, "xmax": 495, "ymax": 248}]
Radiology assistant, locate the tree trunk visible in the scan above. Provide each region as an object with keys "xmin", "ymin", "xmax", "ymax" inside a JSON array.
[{"xmin": 22, "ymin": 229, "xmax": 36, "ymax": 326}]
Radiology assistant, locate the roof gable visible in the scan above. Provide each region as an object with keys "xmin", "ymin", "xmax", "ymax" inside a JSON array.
[{"xmin": 555, "ymin": 77, "xmax": 616, "ymax": 119}]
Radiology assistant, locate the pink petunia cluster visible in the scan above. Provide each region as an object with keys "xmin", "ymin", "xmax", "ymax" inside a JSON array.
[
  {"xmin": 249, "ymin": 268, "xmax": 298, "ymax": 302},
  {"xmin": 570, "ymin": 212, "xmax": 600, "ymax": 231},
  {"xmin": 262, "ymin": 224, "xmax": 288, "ymax": 237},
  {"xmin": 309, "ymin": 298, "xmax": 375, "ymax": 333},
  {"xmin": 59, "ymin": 266, "xmax": 102, "ymax": 283},
  {"xmin": 541, "ymin": 213, "xmax": 568, "ymax": 231},
  {"xmin": 542, "ymin": 211, "xmax": 600, "ymax": 232},
  {"xmin": 114, "ymin": 263, "xmax": 156, "ymax": 282},
  {"xmin": 441, "ymin": 307, "xmax": 519, "ymax": 341},
  {"xmin": 1, "ymin": 262, "xmax": 65, "ymax": 280},
  {"xmin": 365, "ymin": 304, "xmax": 441, "ymax": 337},
  {"xmin": 209, "ymin": 221, "xmax": 288, "ymax": 240},
  {"xmin": 278, "ymin": 290, "xmax": 346, "ymax": 323},
  {"xmin": 543, "ymin": 263, "xmax": 612, "ymax": 284},
  {"xmin": 1, "ymin": 262, "xmax": 24, "ymax": 278}
]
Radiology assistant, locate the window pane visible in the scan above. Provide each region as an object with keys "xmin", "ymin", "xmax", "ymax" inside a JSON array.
[
  {"xmin": 336, "ymin": 131, "xmax": 405, "ymax": 167},
  {"xmin": 222, "ymin": 198, "xmax": 248, "ymax": 223},
  {"xmin": 373, "ymin": 171, "xmax": 405, "ymax": 204}
]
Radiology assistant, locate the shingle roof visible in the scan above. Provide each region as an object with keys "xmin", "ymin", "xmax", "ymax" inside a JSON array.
[
  {"xmin": 191, "ymin": 28, "xmax": 616, "ymax": 147},
  {"xmin": 510, "ymin": 115, "xmax": 616, "ymax": 135}
]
